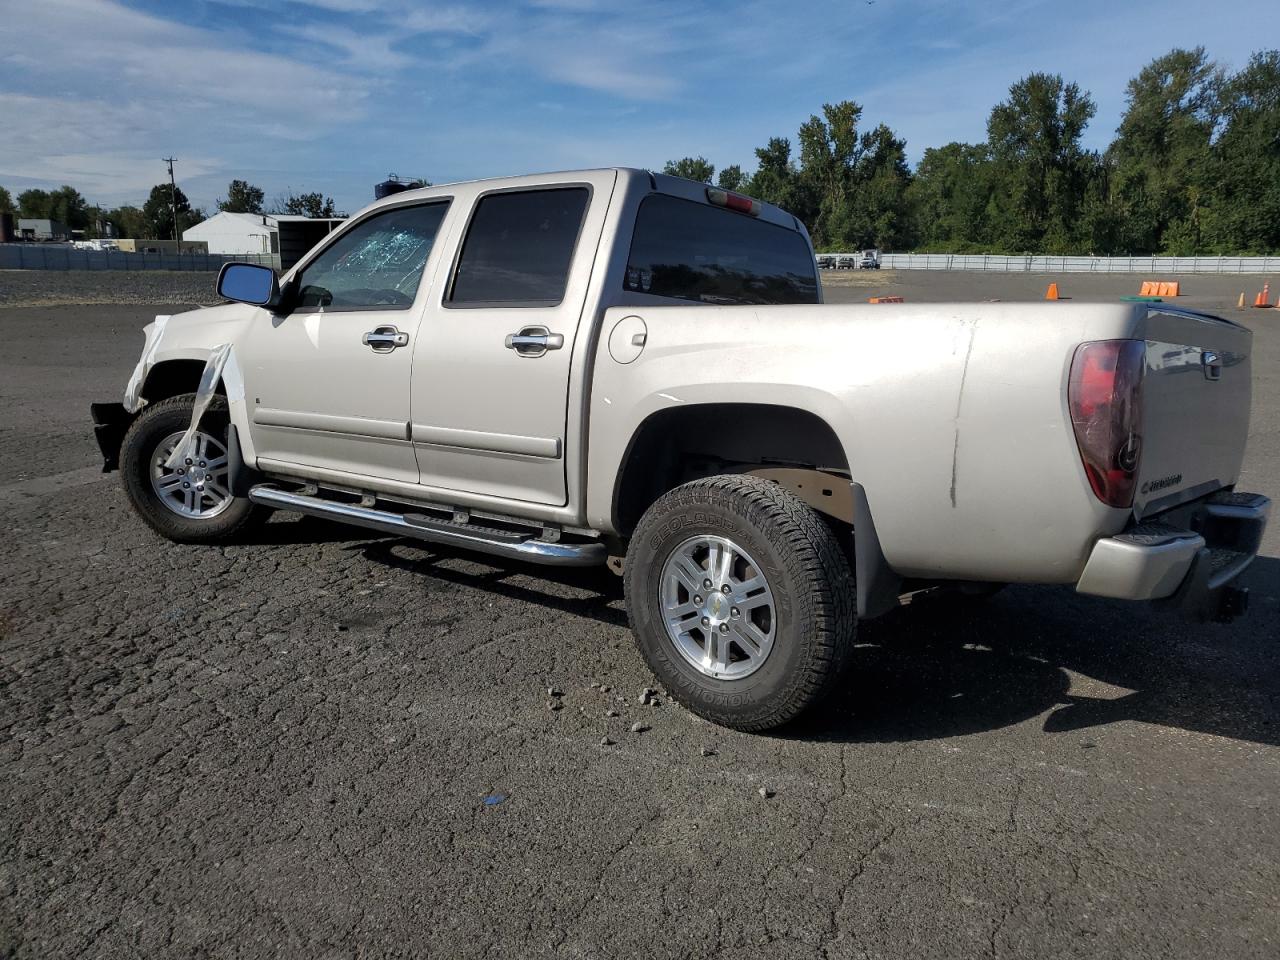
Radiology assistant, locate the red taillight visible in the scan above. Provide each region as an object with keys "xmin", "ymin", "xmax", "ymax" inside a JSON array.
[
  {"xmin": 706, "ymin": 187, "xmax": 761, "ymax": 217},
  {"xmin": 1068, "ymin": 340, "xmax": 1146, "ymax": 508}
]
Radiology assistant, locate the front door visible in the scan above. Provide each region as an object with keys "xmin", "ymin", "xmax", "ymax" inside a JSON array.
[
  {"xmin": 241, "ymin": 200, "xmax": 451, "ymax": 484},
  {"xmin": 411, "ymin": 173, "xmax": 615, "ymax": 505}
]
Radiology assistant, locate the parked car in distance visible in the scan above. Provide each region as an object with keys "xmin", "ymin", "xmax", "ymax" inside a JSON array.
[
  {"xmin": 859, "ymin": 248, "xmax": 881, "ymax": 269},
  {"xmin": 91, "ymin": 168, "xmax": 1269, "ymax": 732}
]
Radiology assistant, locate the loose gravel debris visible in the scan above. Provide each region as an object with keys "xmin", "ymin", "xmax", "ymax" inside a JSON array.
[{"xmin": 629, "ymin": 722, "xmax": 649, "ymax": 734}]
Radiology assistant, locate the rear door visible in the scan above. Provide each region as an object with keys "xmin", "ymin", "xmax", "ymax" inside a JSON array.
[{"xmin": 410, "ymin": 172, "xmax": 616, "ymax": 505}]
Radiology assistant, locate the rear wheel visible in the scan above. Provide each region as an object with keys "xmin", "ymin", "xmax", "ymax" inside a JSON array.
[
  {"xmin": 120, "ymin": 394, "xmax": 264, "ymax": 543},
  {"xmin": 624, "ymin": 475, "xmax": 856, "ymax": 731}
]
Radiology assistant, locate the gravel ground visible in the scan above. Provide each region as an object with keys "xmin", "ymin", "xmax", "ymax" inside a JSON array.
[
  {"xmin": 1, "ymin": 275, "xmax": 1277, "ymax": 958},
  {"xmin": 0, "ymin": 270, "xmax": 220, "ymax": 308}
]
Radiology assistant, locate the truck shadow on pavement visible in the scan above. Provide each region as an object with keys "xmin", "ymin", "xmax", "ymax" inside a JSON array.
[
  {"xmin": 798, "ymin": 555, "xmax": 1280, "ymax": 747},
  {"xmin": 354, "ymin": 532, "xmax": 1278, "ymax": 748},
  {"xmin": 357, "ymin": 537, "xmax": 631, "ymax": 629}
]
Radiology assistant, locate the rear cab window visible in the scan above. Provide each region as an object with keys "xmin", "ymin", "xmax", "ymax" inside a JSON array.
[{"xmin": 624, "ymin": 193, "xmax": 818, "ymax": 305}]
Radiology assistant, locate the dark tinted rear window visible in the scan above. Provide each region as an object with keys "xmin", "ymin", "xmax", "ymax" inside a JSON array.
[
  {"xmin": 449, "ymin": 187, "xmax": 589, "ymax": 305},
  {"xmin": 625, "ymin": 194, "xmax": 818, "ymax": 305}
]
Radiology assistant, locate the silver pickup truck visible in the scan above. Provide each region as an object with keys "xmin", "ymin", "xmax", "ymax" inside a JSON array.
[{"xmin": 91, "ymin": 168, "xmax": 1269, "ymax": 731}]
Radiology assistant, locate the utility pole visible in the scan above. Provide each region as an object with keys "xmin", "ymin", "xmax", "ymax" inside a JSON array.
[{"xmin": 162, "ymin": 157, "xmax": 178, "ymax": 241}]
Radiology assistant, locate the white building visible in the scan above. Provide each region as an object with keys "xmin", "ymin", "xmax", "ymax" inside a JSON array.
[{"xmin": 183, "ymin": 212, "xmax": 345, "ymax": 269}]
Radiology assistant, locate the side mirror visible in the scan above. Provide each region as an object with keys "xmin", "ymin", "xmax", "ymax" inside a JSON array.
[{"xmin": 217, "ymin": 262, "xmax": 280, "ymax": 307}]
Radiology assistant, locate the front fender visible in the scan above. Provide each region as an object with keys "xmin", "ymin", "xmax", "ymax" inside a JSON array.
[{"xmin": 121, "ymin": 303, "xmax": 260, "ymax": 464}]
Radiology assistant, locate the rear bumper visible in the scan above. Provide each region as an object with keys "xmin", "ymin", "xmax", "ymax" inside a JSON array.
[
  {"xmin": 1076, "ymin": 491, "xmax": 1270, "ymax": 620},
  {"xmin": 90, "ymin": 402, "xmax": 133, "ymax": 472}
]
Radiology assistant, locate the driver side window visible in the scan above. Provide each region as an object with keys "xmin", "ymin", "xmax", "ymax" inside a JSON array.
[{"xmin": 295, "ymin": 201, "xmax": 450, "ymax": 312}]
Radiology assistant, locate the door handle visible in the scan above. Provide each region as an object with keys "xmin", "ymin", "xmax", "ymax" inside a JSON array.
[
  {"xmin": 504, "ymin": 325, "xmax": 564, "ymax": 358},
  {"xmin": 363, "ymin": 325, "xmax": 409, "ymax": 353}
]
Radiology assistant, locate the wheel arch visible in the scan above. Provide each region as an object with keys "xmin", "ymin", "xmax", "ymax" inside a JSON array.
[
  {"xmin": 140, "ymin": 357, "xmax": 226, "ymax": 404},
  {"xmin": 609, "ymin": 403, "xmax": 901, "ymax": 620},
  {"xmin": 610, "ymin": 402, "xmax": 852, "ymax": 536}
]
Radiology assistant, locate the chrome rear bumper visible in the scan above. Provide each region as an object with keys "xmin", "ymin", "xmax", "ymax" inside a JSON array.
[{"xmin": 1076, "ymin": 491, "xmax": 1270, "ymax": 620}]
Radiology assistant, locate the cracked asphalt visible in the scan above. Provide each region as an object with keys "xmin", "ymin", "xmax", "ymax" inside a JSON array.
[{"xmin": 1, "ymin": 273, "xmax": 1278, "ymax": 958}]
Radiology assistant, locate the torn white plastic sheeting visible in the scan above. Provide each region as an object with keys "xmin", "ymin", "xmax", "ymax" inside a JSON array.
[
  {"xmin": 163, "ymin": 343, "xmax": 233, "ymax": 470},
  {"xmin": 123, "ymin": 314, "xmax": 171, "ymax": 412}
]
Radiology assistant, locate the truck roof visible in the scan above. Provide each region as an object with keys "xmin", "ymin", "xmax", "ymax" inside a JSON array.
[{"xmin": 353, "ymin": 167, "xmax": 806, "ymax": 235}]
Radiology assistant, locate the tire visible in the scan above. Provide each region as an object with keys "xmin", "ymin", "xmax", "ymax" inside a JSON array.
[
  {"xmin": 120, "ymin": 393, "xmax": 264, "ymax": 543},
  {"xmin": 624, "ymin": 475, "xmax": 856, "ymax": 731}
]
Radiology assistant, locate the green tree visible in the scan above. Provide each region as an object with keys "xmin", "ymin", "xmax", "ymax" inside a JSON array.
[
  {"xmin": 17, "ymin": 189, "xmax": 52, "ymax": 219},
  {"xmin": 986, "ymin": 73, "xmax": 1097, "ymax": 252},
  {"xmin": 745, "ymin": 137, "xmax": 808, "ymax": 222},
  {"xmin": 48, "ymin": 186, "xmax": 89, "ymax": 231},
  {"xmin": 273, "ymin": 190, "xmax": 338, "ymax": 218},
  {"xmin": 1110, "ymin": 47, "xmax": 1222, "ymax": 254},
  {"xmin": 716, "ymin": 165, "xmax": 745, "ymax": 191},
  {"xmin": 907, "ymin": 142, "xmax": 995, "ymax": 250},
  {"xmin": 662, "ymin": 157, "xmax": 716, "ymax": 183},
  {"xmin": 796, "ymin": 101, "xmax": 864, "ymax": 248},
  {"xmin": 16, "ymin": 186, "xmax": 90, "ymax": 231},
  {"xmin": 0, "ymin": 186, "xmax": 13, "ymax": 214},
  {"xmin": 106, "ymin": 205, "xmax": 148, "ymax": 239},
  {"xmin": 218, "ymin": 179, "xmax": 265, "ymax": 214},
  {"xmin": 849, "ymin": 123, "xmax": 914, "ymax": 250},
  {"xmin": 142, "ymin": 183, "xmax": 199, "ymax": 239},
  {"xmin": 1200, "ymin": 50, "xmax": 1280, "ymax": 254}
]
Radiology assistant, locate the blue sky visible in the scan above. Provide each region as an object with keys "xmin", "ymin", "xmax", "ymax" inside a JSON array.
[{"xmin": 1, "ymin": 0, "xmax": 1274, "ymax": 215}]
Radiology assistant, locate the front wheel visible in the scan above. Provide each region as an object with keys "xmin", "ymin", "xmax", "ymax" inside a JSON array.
[
  {"xmin": 120, "ymin": 393, "xmax": 264, "ymax": 543},
  {"xmin": 624, "ymin": 475, "xmax": 856, "ymax": 731}
]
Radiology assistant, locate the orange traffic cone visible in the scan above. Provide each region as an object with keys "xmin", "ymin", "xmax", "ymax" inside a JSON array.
[
  {"xmin": 1254, "ymin": 282, "xmax": 1271, "ymax": 307},
  {"xmin": 1046, "ymin": 282, "xmax": 1060, "ymax": 301},
  {"xmin": 1238, "ymin": 292, "xmax": 1246, "ymax": 309}
]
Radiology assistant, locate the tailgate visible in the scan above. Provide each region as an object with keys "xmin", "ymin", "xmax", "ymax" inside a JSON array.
[{"xmin": 1133, "ymin": 307, "xmax": 1253, "ymax": 519}]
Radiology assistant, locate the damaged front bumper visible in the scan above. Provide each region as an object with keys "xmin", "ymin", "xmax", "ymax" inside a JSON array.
[
  {"xmin": 1075, "ymin": 490, "xmax": 1270, "ymax": 621},
  {"xmin": 90, "ymin": 402, "xmax": 134, "ymax": 472}
]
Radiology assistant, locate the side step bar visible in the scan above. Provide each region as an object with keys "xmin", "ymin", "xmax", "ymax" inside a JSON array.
[{"xmin": 248, "ymin": 484, "xmax": 606, "ymax": 567}]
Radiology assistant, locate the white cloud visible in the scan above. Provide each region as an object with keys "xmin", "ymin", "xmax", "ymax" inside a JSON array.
[
  {"xmin": 0, "ymin": 0, "xmax": 376, "ymax": 206},
  {"xmin": 275, "ymin": 22, "xmax": 413, "ymax": 72},
  {"xmin": 3, "ymin": 0, "xmax": 367, "ymax": 121}
]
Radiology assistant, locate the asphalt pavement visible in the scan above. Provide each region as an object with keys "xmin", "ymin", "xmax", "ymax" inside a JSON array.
[{"xmin": 1, "ymin": 272, "xmax": 1277, "ymax": 959}]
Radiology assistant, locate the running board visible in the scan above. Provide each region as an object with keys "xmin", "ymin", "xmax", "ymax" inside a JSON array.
[{"xmin": 247, "ymin": 484, "xmax": 606, "ymax": 567}]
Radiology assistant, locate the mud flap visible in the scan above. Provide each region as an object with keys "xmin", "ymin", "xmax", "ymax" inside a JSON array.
[{"xmin": 90, "ymin": 402, "xmax": 134, "ymax": 472}]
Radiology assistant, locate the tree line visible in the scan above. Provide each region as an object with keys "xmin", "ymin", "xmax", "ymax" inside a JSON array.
[
  {"xmin": 0, "ymin": 178, "xmax": 340, "ymax": 241},
  {"xmin": 663, "ymin": 47, "xmax": 1280, "ymax": 255}
]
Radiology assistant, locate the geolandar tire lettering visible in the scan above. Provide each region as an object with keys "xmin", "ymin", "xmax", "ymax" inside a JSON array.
[{"xmin": 623, "ymin": 474, "xmax": 856, "ymax": 732}]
